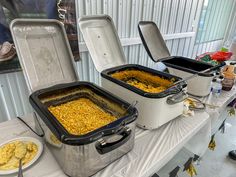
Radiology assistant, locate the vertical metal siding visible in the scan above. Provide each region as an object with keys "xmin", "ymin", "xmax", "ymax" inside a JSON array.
[
  {"xmin": 1, "ymin": 0, "xmax": 236, "ymax": 122},
  {"xmin": 75, "ymin": 0, "xmax": 205, "ymax": 82},
  {"xmin": 0, "ymin": 72, "xmax": 32, "ymax": 122},
  {"xmin": 194, "ymin": 0, "xmax": 236, "ymax": 56},
  {"xmin": 0, "ymin": 0, "xmax": 204, "ymax": 121},
  {"xmin": 224, "ymin": 1, "xmax": 236, "ymax": 43}
]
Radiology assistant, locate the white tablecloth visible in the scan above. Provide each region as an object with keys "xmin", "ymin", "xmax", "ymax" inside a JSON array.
[
  {"xmin": 201, "ymin": 85, "xmax": 236, "ymax": 133},
  {"xmin": 0, "ymin": 118, "xmax": 65, "ymax": 177},
  {"xmin": 1, "ymin": 86, "xmax": 235, "ymax": 177},
  {"xmin": 184, "ymin": 86, "xmax": 236, "ymax": 156},
  {"xmin": 0, "ymin": 112, "xmax": 209, "ymax": 177}
]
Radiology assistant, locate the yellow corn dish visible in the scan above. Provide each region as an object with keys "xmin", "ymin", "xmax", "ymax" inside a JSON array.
[
  {"xmin": 48, "ymin": 98, "xmax": 117, "ymax": 136},
  {"xmin": 0, "ymin": 141, "xmax": 38, "ymax": 171},
  {"xmin": 111, "ymin": 70, "xmax": 174, "ymax": 93}
]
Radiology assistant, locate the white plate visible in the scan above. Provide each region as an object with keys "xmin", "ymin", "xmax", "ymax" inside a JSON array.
[{"xmin": 0, "ymin": 137, "xmax": 43, "ymax": 175}]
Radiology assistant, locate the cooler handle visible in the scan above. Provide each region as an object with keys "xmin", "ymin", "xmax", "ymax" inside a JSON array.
[
  {"xmin": 167, "ymin": 91, "xmax": 188, "ymax": 105},
  {"xmin": 95, "ymin": 127, "xmax": 131, "ymax": 154}
]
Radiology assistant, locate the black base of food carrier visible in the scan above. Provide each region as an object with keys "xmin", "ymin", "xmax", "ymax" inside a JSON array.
[
  {"xmin": 161, "ymin": 56, "xmax": 216, "ymax": 77},
  {"xmin": 29, "ymin": 81, "xmax": 138, "ymax": 145}
]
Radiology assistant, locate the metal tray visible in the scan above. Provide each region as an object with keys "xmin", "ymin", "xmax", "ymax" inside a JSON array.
[
  {"xmin": 30, "ymin": 81, "xmax": 138, "ymax": 145},
  {"xmin": 163, "ymin": 56, "xmax": 215, "ymax": 76},
  {"xmin": 101, "ymin": 64, "xmax": 186, "ymax": 98},
  {"xmin": 79, "ymin": 15, "xmax": 126, "ymax": 72},
  {"xmin": 10, "ymin": 19, "xmax": 77, "ymax": 92}
]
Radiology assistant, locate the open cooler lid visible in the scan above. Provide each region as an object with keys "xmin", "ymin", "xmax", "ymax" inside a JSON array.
[
  {"xmin": 10, "ymin": 19, "xmax": 77, "ymax": 93},
  {"xmin": 138, "ymin": 21, "xmax": 171, "ymax": 62},
  {"xmin": 79, "ymin": 15, "xmax": 126, "ymax": 72}
]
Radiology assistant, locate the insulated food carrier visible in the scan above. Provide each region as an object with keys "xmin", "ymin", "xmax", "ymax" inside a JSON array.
[
  {"xmin": 10, "ymin": 19, "xmax": 138, "ymax": 177},
  {"xmin": 138, "ymin": 21, "xmax": 224, "ymax": 97},
  {"xmin": 79, "ymin": 15, "xmax": 188, "ymax": 130}
]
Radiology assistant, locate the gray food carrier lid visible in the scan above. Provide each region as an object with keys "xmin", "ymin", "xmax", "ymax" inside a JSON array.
[
  {"xmin": 138, "ymin": 21, "xmax": 171, "ymax": 62},
  {"xmin": 78, "ymin": 15, "xmax": 126, "ymax": 72},
  {"xmin": 10, "ymin": 19, "xmax": 77, "ymax": 93}
]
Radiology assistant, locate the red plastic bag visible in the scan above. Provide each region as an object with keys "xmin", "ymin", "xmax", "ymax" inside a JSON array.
[{"xmin": 210, "ymin": 51, "xmax": 233, "ymax": 61}]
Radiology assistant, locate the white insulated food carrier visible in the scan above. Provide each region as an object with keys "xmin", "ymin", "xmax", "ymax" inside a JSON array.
[
  {"xmin": 137, "ymin": 21, "xmax": 223, "ymax": 97},
  {"xmin": 79, "ymin": 15, "xmax": 188, "ymax": 130},
  {"xmin": 10, "ymin": 19, "xmax": 138, "ymax": 177}
]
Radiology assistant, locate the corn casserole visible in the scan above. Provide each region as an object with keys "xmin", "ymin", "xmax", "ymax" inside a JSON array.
[
  {"xmin": 48, "ymin": 98, "xmax": 117, "ymax": 135},
  {"xmin": 111, "ymin": 70, "xmax": 174, "ymax": 93}
]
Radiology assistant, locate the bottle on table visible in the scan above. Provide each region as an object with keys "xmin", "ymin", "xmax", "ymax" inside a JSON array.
[{"xmin": 211, "ymin": 78, "xmax": 222, "ymax": 97}]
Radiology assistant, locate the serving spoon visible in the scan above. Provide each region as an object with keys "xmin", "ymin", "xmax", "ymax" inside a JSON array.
[
  {"xmin": 17, "ymin": 159, "xmax": 23, "ymax": 177},
  {"xmin": 15, "ymin": 143, "xmax": 27, "ymax": 177}
]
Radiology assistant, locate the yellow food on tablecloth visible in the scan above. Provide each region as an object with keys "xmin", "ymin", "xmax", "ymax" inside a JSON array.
[
  {"xmin": 0, "ymin": 141, "xmax": 38, "ymax": 170},
  {"xmin": 111, "ymin": 70, "xmax": 174, "ymax": 93},
  {"xmin": 184, "ymin": 98, "xmax": 196, "ymax": 107}
]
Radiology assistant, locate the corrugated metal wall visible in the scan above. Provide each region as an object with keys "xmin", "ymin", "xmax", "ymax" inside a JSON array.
[
  {"xmin": 0, "ymin": 72, "xmax": 32, "ymax": 122},
  {"xmin": 193, "ymin": 0, "xmax": 236, "ymax": 57},
  {"xmin": 1, "ymin": 0, "xmax": 236, "ymax": 122},
  {"xmin": 75, "ymin": 0, "xmax": 204, "ymax": 85},
  {"xmin": 224, "ymin": 0, "xmax": 236, "ymax": 44}
]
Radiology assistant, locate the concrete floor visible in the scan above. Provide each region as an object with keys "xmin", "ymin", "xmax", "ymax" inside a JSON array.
[{"xmin": 157, "ymin": 116, "xmax": 236, "ymax": 177}]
